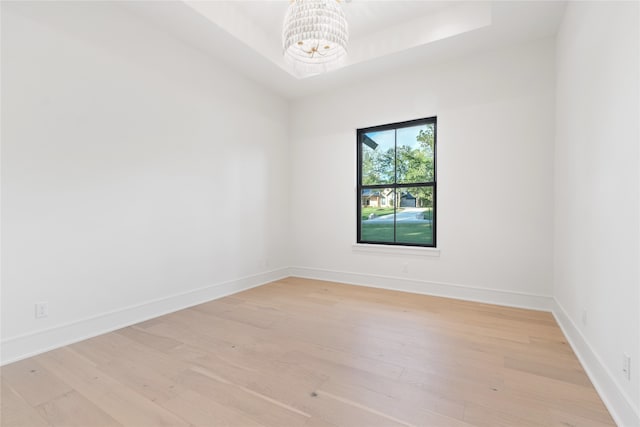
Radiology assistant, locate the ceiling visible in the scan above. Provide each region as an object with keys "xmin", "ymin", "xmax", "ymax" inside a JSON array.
[
  {"xmin": 123, "ymin": 1, "xmax": 567, "ymax": 99},
  {"xmin": 234, "ymin": 1, "xmax": 454, "ymax": 40}
]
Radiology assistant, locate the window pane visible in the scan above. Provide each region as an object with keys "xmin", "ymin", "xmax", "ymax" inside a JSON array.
[
  {"xmin": 361, "ymin": 129, "xmax": 395, "ymax": 185},
  {"xmin": 360, "ymin": 188, "xmax": 395, "ymax": 243},
  {"xmin": 395, "ymin": 187, "xmax": 434, "ymax": 245},
  {"xmin": 396, "ymin": 123, "xmax": 435, "ymax": 184}
]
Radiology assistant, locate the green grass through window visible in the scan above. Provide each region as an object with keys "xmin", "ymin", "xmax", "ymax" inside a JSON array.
[{"xmin": 361, "ymin": 222, "xmax": 433, "ymax": 245}]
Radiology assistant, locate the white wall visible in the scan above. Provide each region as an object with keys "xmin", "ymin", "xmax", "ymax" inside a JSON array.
[
  {"xmin": 289, "ymin": 38, "xmax": 556, "ymax": 308},
  {"xmin": 1, "ymin": 1, "xmax": 290, "ymax": 363},
  {"xmin": 554, "ymin": 2, "xmax": 640, "ymax": 425}
]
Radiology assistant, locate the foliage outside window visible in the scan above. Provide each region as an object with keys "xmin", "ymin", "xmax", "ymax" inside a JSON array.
[{"xmin": 357, "ymin": 117, "xmax": 436, "ymax": 247}]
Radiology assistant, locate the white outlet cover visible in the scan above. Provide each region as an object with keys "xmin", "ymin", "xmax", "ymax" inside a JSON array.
[
  {"xmin": 35, "ymin": 302, "xmax": 49, "ymax": 318},
  {"xmin": 623, "ymin": 353, "xmax": 631, "ymax": 380}
]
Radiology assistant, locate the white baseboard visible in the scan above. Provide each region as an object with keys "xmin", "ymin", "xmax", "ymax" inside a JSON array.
[
  {"xmin": 288, "ymin": 266, "xmax": 553, "ymax": 311},
  {"xmin": 552, "ymin": 300, "xmax": 640, "ymax": 427},
  {"xmin": 0, "ymin": 268, "xmax": 290, "ymax": 366}
]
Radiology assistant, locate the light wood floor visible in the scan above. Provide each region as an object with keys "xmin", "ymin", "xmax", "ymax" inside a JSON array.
[{"xmin": 1, "ymin": 278, "xmax": 615, "ymax": 427}]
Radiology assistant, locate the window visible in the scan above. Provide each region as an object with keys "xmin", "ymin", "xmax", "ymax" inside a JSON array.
[{"xmin": 357, "ymin": 117, "xmax": 436, "ymax": 247}]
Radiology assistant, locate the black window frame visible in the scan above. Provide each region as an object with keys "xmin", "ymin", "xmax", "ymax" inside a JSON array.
[{"xmin": 357, "ymin": 117, "xmax": 437, "ymax": 248}]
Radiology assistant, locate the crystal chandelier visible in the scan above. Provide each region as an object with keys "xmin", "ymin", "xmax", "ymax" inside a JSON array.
[{"xmin": 282, "ymin": 0, "xmax": 349, "ymax": 78}]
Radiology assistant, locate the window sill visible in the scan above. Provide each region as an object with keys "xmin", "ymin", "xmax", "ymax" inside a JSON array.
[{"xmin": 352, "ymin": 244, "xmax": 440, "ymax": 257}]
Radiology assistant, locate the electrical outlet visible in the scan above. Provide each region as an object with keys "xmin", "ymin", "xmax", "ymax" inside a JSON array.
[
  {"xmin": 623, "ymin": 353, "xmax": 631, "ymax": 380},
  {"xmin": 35, "ymin": 302, "xmax": 49, "ymax": 319}
]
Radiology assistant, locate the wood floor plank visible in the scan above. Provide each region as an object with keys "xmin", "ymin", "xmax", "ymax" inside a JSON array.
[
  {"xmin": 115, "ymin": 325, "xmax": 183, "ymax": 352},
  {"xmin": 504, "ymin": 355, "xmax": 592, "ymax": 387},
  {"xmin": 35, "ymin": 390, "xmax": 122, "ymax": 427},
  {"xmin": 279, "ymin": 349, "xmax": 467, "ymax": 421},
  {"xmin": 95, "ymin": 357, "xmax": 187, "ymax": 404},
  {"xmin": 161, "ymin": 389, "xmax": 268, "ymax": 427},
  {"xmin": 172, "ymin": 367, "xmax": 311, "ymax": 426},
  {"xmin": 318, "ymin": 378, "xmax": 474, "ymax": 427},
  {"xmin": 0, "ymin": 278, "xmax": 616, "ymax": 427},
  {"xmin": 401, "ymin": 366, "xmax": 557, "ymax": 425},
  {"xmin": 503, "ymin": 369, "xmax": 614, "ymax": 424},
  {"xmin": 548, "ymin": 408, "xmax": 618, "ymax": 427},
  {"xmin": 463, "ymin": 402, "xmax": 549, "ymax": 427},
  {"xmin": 36, "ymin": 348, "xmax": 190, "ymax": 427},
  {"xmin": 189, "ymin": 349, "xmax": 330, "ymax": 417},
  {"xmin": 0, "ymin": 381, "xmax": 50, "ymax": 427},
  {"xmin": 1, "ymin": 358, "xmax": 73, "ymax": 407}
]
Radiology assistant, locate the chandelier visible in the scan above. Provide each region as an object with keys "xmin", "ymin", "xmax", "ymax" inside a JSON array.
[{"xmin": 282, "ymin": 0, "xmax": 349, "ymax": 78}]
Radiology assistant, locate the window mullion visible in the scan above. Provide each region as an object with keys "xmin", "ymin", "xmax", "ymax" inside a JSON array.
[{"xmin": 393, "ymin": 128, "xmax": 397, "ymax": 243}]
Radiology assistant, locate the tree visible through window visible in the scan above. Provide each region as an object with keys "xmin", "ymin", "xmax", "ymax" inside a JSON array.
[{"xmin": 357, "ymin": 117, "xmax": 436, "ymax": 247}]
